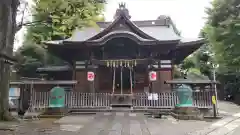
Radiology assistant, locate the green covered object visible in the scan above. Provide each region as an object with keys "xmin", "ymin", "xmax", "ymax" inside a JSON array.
[
  {"xmin": 176, "ymin": 84, "xmax": 193, "ymax": 107},
  {"xmin": 49, "ymin": 86, "xmax": 65, "ymax": 108}
]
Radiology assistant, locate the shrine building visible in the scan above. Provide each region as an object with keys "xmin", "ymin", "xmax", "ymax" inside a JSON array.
[{"xmin": 40, "ymin": 3, "xmax": 204, "ymax": 95}]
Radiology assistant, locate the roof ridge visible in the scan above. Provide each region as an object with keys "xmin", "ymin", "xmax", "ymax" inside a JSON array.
[
  {"xmin": 89, "ymin": 13, "xmax": 159, "ymax": 41},
  {"xmin": 165, "ymin": 16, "xmax": 181, "ymax": 36}
]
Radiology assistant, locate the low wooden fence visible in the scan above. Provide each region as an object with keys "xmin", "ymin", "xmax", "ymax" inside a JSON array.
[
  {"xmin": 32, "ymin": 91, "xmax": 49, "ymax": 111},
  {"xmin": 31, "ymin": 92, "xmax": 111, "ymax": 109},
  {"xmin": 65, "ymin": 92, "xmax": 111, "ymax": 108},
  {"xmin": 132, "ymin": 91, "xmax": 213, "ymax": 109},
  {"xmin": 30, "ymin": 91, "xmax": 213, "ymax": 110},
  {"xmin": 132, "ymin": 92, "xmax": 178, "ymax": 109},
  {"xmin": 192, "ymin": 91, "xmax": 213, "ymax": 108}
]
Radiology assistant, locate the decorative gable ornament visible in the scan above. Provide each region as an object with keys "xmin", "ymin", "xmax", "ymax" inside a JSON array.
[{"xmin": 114, "ymin": 2, "xmax": 131, "ymax": 19}]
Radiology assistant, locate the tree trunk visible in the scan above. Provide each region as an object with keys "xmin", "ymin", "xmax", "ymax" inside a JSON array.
[{"xmin": 0, "ymin": 0, "xmax": 19, "ymax": 121}]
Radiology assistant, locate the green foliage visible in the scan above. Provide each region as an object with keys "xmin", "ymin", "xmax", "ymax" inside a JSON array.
[
  {"xmin": 187, "ymin": 68, "xmax": 209, "ymax": 80},
  {"xmin": 179, "ymin": 45, "xmax": 214, "ymax": 78},
  {"xmin": 14, "ymin": 43, "xmax": 45, "ymax": 77},
  {"xmin": 180, "ymin": 58, "xmax": 195, "ymax": 71},
  {"xmin": 203, "ymin": 0, "xmax": 240, "ymax": 72},
  {"xmin": 201, "ymin": 0, "xmax": 240, "ymax": 95},
  {"xmin": 173, "ymin": 66, "xmax": 183, "ymax": 78},
  {"xmin": 30, "ymin": 0, "xmax": 105, "ymax": 42},
  {"xmin": 15, "ymin": 0, "xmax": 105, "ymax": 77},
  {"xmin": 181, "ymin": 0, "xmax": 239, "ymax": 79}
]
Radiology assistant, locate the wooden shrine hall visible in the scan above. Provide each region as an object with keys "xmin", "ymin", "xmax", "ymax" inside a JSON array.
[{"xmin": 40, "ymin": 3, "xmax": 205, "ymax": 96}]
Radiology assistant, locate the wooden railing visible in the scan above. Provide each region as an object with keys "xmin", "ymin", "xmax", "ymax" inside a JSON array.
[
  {"xmin": 65, "ymin": 92, "xmax": 111, "ymax": 108},
  {"xmin": 132, "ymin": 91, "xmax": 213, "ymax": 109},
  {"xmin": 32, "ymin": 91, "xmax": 49, "ymax": 111},
  {"xmin": 192, "ymin": 91, "xmax": 213, "ymax": 108},
  {"xmin": 30, "ymin": 91, "xmax": 213, "ymax": 110},
  {"xmin": 132, "ymin": 92, "xmax": 178, "ymax": 109}
]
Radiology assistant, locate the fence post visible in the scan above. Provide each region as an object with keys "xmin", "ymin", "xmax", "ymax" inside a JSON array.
[
  {"xmin": 212, "ymin": 95, "xmax": 217, "ymax": 118},
  {"xmin": 211, "ymin": 83, "xmax": 217, "ymax": 117}
]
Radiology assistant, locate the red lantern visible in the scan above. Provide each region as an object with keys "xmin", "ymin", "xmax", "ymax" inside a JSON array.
[
  {"xmin": 149, "ymin": 71, "xmax": 157, "ymax": 81},
  {"xmin": 87, "ymin": 71, "xmax": 95, "ymax": 81}
]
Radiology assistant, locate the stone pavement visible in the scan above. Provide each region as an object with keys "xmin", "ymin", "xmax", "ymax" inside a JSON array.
[
  {"xmin": 188, "ymin": 101, "xmax": 240, "ymax": 135},
  {"xmin": 218, "ymin": 101, "xmax": 240, "ymax": 115},
  {"xmin": 0, "ymin": 112, "xmax": 212, "ymax": 135},
  {"xmin": 55, "ymin": 112, "xmax": 212, "ymax": 135},
  {"xmin": 1, "ymin": 100, "xmax": 238, "ymax": 135},
  {"xmin": 188, "ymin": 113, "xmax": 240, "ymax": 135},
  {"xmin": 228, "ymin": 124, "xmax": 240, "ymax": 135}
]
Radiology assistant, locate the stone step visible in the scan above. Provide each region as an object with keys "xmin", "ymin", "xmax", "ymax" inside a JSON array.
[
  {"xmin": 68, "ymin": 107, "xmax": 174, "ymax": 113},
  {"xmin": 70, "ymin": 108, "xmax": 110, "ymax": 113},
  {"xmin": 110, "ymin": 106, "xmax": 132, "ymax": 111},
  {"xmin": 110, "ymin": 104, "xmax": 132, "ymax": 107}
]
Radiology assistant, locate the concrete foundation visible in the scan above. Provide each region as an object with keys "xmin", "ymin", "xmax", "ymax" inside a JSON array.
[
  {"xmin": 171, "ymin": 106, "xmax": 204, "ymax": 120},
  {"xmin": 42, "ymin": 107, "xmax": 68, "ymax": 116}
]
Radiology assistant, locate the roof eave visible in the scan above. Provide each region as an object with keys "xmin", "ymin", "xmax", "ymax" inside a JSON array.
[
  {"xmin": 42, "ymin": 41, "xmax": 65, "ymax": 47},
  {"xmin": 165, "ymin": 80, "xmax": 219, "ymax": 84},
  {"xmin": 178, "ymin": 38, "xmax": 205, "ymax": 47},
  {"xmin": 62, "ymin": 39, "xmax": 180, "ymax": 46},
  {"xmin": 62, "ymin": 30, "xmax": 181, "ymax": 46},
  {"xmin": 36, "ymin": 66, "xmax": 71, "ymax": 73},
  {"xmin": 10, "ymin": 80, "xmax": 78, "ymax": 85},
  {"xmin": 0, "ymin": 53, "xmax": 17, "ymax": 65},
  {"xmin": 174, "ymin": 39, "xmax": 205, "ymax": 64}
]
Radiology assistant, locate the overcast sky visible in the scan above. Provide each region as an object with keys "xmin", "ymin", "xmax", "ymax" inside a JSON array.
[{"xmin": 14, "ymin": 0, "xmax": 212, "ymax": 51}]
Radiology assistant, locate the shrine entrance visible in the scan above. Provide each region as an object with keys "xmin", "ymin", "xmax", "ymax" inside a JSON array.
[{"xmin": 114, "ymin": 67, "xmax": 134, "ymax": 94}]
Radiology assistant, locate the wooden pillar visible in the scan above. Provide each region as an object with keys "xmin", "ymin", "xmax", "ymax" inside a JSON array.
[
  {"xmin": 29, "ymin": 82, "xmax": 34, "ymax": 109},
  {"xmin": 112, "ymin": 67, "xmax": 116, "ymax": 94},
  {"xmin": 88, "ymin": 64, "xmax": 96, "ymax": 106},
  {"xmin": 20, "ymin": 84, "xmax": 30, "ymax": 112},
  {"xmin": 148, "ymin": 59, "xmax": 153, "ymax": 93},
  {"xmin": 89, "ymin": 51, "xmax": 95, "ymax": 93},
  {"xmin": 19, "ymin": 84, "xmax": 24, "ymax": 111},
  {"xmin": 159, "ymin": 60, "xmax": 172, "ymax": 92},
  {"xmin": 130, "ymin": 67, "xmax": 133, "ymax": 94},
  {"xmin": 72, "ymin": 61, "xmax": 76, "ymax": 90},
  {"xmin": 90, "ymin": 66, "xmax": 95, "ymax": 93},
  {"xmin": 121, "ymin": 66, "xmax": 123, "ymax": 94},
  {"xmin": 72, "ymin": 61, "xmax": 76, "ymax": 80}
]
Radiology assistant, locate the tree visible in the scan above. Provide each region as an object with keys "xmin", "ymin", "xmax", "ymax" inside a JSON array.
[
  {"xmin": 178, "ymin": 55, "xmax": 210, "ymax": 80},
  {"xmin": 14, "ymin": 43, "xmax": 46, "ymax": 77},
  {"xmin": 0, "ymin": 0, "xmax": 20, "ymax": 121},
  {"xmin": 202, "ymin": 0, "xmax": 240, "ymax": 95},
  {"xmin": 203, "ymin": 0, "xmax": 240, "ymax": 72},
  {"xmin": 179, "ymin": 57, "xmax": 195, "ymax": 73},
  {"xmin": 0, "ymin": 0, "xmax": 104, "ymax": 121},
  {"xmin": 28, "ymin": 0, "xmax": 104, "ymax": 42},
  {"xmin": 15, "ymin": 0, "xmax": 105, "ymax": 77},
  {"xmin": 179, "ymin": 28, "xmax": 214, "ymax": 79}
]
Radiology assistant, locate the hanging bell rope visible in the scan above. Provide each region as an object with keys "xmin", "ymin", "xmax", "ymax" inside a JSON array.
[
  {"xmin": 113, "ymin": 61, "xmax": 116, "ymax": 67},
  {"xmin": 110, "ymin": 60, "xmax": 112, "ymax": 67},
  {"xmin": 116, "ymin": 60, "xmax": 119, "ymax": 67}
]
